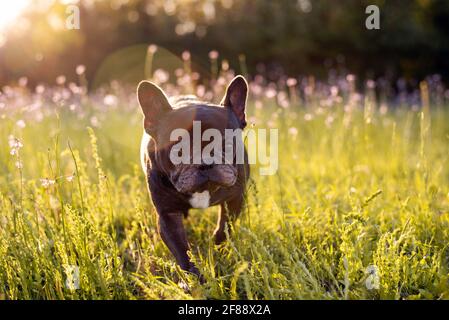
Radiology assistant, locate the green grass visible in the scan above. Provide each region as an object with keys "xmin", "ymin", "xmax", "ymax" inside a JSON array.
[{"xmin": 1, "ymin": 87, "xmax": 449, "ymax": 300}]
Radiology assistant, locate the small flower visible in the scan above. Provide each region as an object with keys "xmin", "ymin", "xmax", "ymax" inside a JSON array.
[
  {"xmin": 346, "ymin": 74, "xmax": 356, "ymax": 82},
  {"xmin": 265, "ymin": 87, "xmax": 277, "ymax": 99},
  {"xmin": 208, "ymin": 50, "xmax": 219, "ymax": 60},
  {"xmin": 103, "ymin": 94, "xmax": 118, "ymax": 107},
  {"xmin": 366, "ymin": 79, "xmax": 376, "ymax": 89},
  {"xmin": 76, "ymin": 65, "xmax": 86, "ymax": 75},
  {"xmin": 18, "ymin": 77, "xmax": 28, "ymax": 87},
  {"xmin": 8, "ymin": 135, "xmax": 22, "ymax": 148},
  {"xmin": 40, "ymin": 178, "xmax": 56, "ymax": 188},
  {"xmin": 147, "ymin": 44, "xmax": 158, "ymax": 54},
  {"xmin": 221, "ymin": 60, "xmax": 229, "ymax": 71},
  {"xmin": 288, "ymin": 127, "xmax": 298, "ymax": 137},
  {"xmin": 277, "ymin": 92, "xmax": 290, "ymax": 108},
  {"xmin": 66, "ymin": 175, "xmax": 75, "ymax": 182},
  {"xmin": 56, "ymin": 75, "xmax": 66, "ymax": 85},
  {"xmin": 182, "ymin": 51, "xmax": 191, "ymax": 61},
  {"xmin": 330, "ymin": 86, "xmax": 339, "ymax": 96},
  {"xmin": 90, "ymin": 116, "xmax": 99, "ymax": 127},
  {"xmin": 153, "ymin": 69, "xmax": 169, "ymax": 84},
  {"xmin": 8, "ymin": 136, "xmax": 23, "ymax": 155},
  {"xmin": 16, "ymin": 119, "xmax": 26, "ymax": 128},
  {"xmin": 249, "ymin": 116, "xmax": 257, "ymax": 127},
  {"xmin": 15, "ymin": 161, "xmax": 23, "ymax": 169},
  {"xmin": 286, "ymin": 78, "xmax": 297, "ymax": 87},
  {"xmin": 304, "ymin": 85, "xmax": 313, "ymax": 96},
  {"xmin": 325, "ymin": 115, "xmax": 335, "ymax": 127},
  {"xmin": 36, "ymin": 84, "xmax": 45, "ymax": 94},
  {"xmin": 175, "ymin": 68, "xmax": 184, "ymax": 78},
  {"xmin": 304, "ymin": 113, "xmax": 313, "ymax": 121},
  {"xmin": 191, "ymin": 72, "xmax": 200, "ymax": 81}
]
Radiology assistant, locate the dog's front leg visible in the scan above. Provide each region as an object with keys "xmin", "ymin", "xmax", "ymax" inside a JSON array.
[
  {"xmin": 214, "ymin": 204, "xmax": 230, "ymax": 245},
  {"xmin": 214, "ymin": 196, "xmax": 244, "ymax": 245},
  {"xmin": 158, "ymin": 212, "xmax": 200, "ymax": 276}
]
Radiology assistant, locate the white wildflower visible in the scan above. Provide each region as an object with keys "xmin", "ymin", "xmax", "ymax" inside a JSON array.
[
  {"xmin": 103, "ymin": 94, "xmax": 118, "ymax": 107},
  {"xmin": 15, "ymin": 161, "xmax": 23, "ymax": 169},
  {"xmin": 40, "ymin": 178, "xmax": 56, "ymax": 188},
  {"xmin": 16, "ymin": 119, "xmax": 26, "ymax": 128},
  {"xmin": 8, "ymin": 136, "xmax": 23, "ymax": 155},
  {"xmin": 288, "ymin": 127, "xmax": 298, "ymax": 137}
]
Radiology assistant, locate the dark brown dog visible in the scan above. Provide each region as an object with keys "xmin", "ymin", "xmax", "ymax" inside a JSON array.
[{"xmin": 137, "ymin": 76, "xmax": 250, "ymax": 277}]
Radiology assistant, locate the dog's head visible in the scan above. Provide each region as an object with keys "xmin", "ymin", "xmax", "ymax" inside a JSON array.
[{"xmin": 137, "ymin": 76, "xmax": 248, "ymax": 198}]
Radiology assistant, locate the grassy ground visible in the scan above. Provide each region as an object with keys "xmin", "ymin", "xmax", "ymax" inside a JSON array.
[{"xmin": 0, "ymin": 76, "xmax": 449, "ymax": 300}]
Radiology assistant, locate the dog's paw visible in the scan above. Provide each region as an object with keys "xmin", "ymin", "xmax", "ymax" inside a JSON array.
[
  {"xmin": 213, "ymin": 231, "xmax": 227, "ymax": 245},
  {"xmin": 188, "ymin": 266, "xmax": 205, "ymax": 284},
  {"xmin": 178, "ymin": 267, "xmax": 205, "ymax": 292}
]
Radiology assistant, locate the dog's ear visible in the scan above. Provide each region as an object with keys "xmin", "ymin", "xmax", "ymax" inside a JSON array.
[
  {"xmin": 137, "ymin": 81, "xmax": 172, "ymax": 135},
  {"xmin": 221, "ymin": 75, "xmax": 248, "ymax": 128}
]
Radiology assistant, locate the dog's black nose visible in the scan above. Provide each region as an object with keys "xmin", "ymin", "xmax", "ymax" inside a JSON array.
[{"xmin": 199, "ymin": 164, "xmax": 213, "ymax": 171}]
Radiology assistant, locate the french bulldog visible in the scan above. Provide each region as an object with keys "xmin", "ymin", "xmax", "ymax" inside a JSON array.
[{"xmin": 137, "ymin": 76, "xmax": 250, "ymax": 278}]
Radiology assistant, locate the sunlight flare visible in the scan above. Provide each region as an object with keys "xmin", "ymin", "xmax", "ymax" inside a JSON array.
[{"xmin": 0, "ymin": 0, "xmax": 30, "ymax": 31}]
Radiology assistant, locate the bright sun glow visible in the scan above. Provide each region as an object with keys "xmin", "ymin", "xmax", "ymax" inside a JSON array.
[{"xmin": 0, "ymin": 0, "xmax": 30, "ymax": 31}]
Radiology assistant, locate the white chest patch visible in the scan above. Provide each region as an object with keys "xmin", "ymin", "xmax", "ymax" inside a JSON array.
[{"xmin": 189, "ymin": 191, "xmax": 210, "ymax": 209}]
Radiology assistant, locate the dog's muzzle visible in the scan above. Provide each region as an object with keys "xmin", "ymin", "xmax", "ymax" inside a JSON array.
[{"xmin": 171, "ymin": 164, "xmax": 237, "ymax": 194}]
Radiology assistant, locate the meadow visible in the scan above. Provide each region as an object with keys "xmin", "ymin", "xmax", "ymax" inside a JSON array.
[{"xmin": 1, "ymin": 61, "xmax": 449, "ymax": 300}]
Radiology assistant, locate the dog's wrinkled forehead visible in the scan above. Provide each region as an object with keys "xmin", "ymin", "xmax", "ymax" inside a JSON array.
[{"xmin": 157, "ymin": 104, "xmax": 239, "ymax": 142}]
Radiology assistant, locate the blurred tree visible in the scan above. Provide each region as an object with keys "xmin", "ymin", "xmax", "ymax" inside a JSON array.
[{"xmin": 0, "ymin": 0, "xmax": 448, "ymax": 87}]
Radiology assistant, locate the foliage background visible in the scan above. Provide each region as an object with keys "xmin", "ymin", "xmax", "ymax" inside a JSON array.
[{"xmin": 1, "ymin": 0, "xmax": 449, "ymax": 86}]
